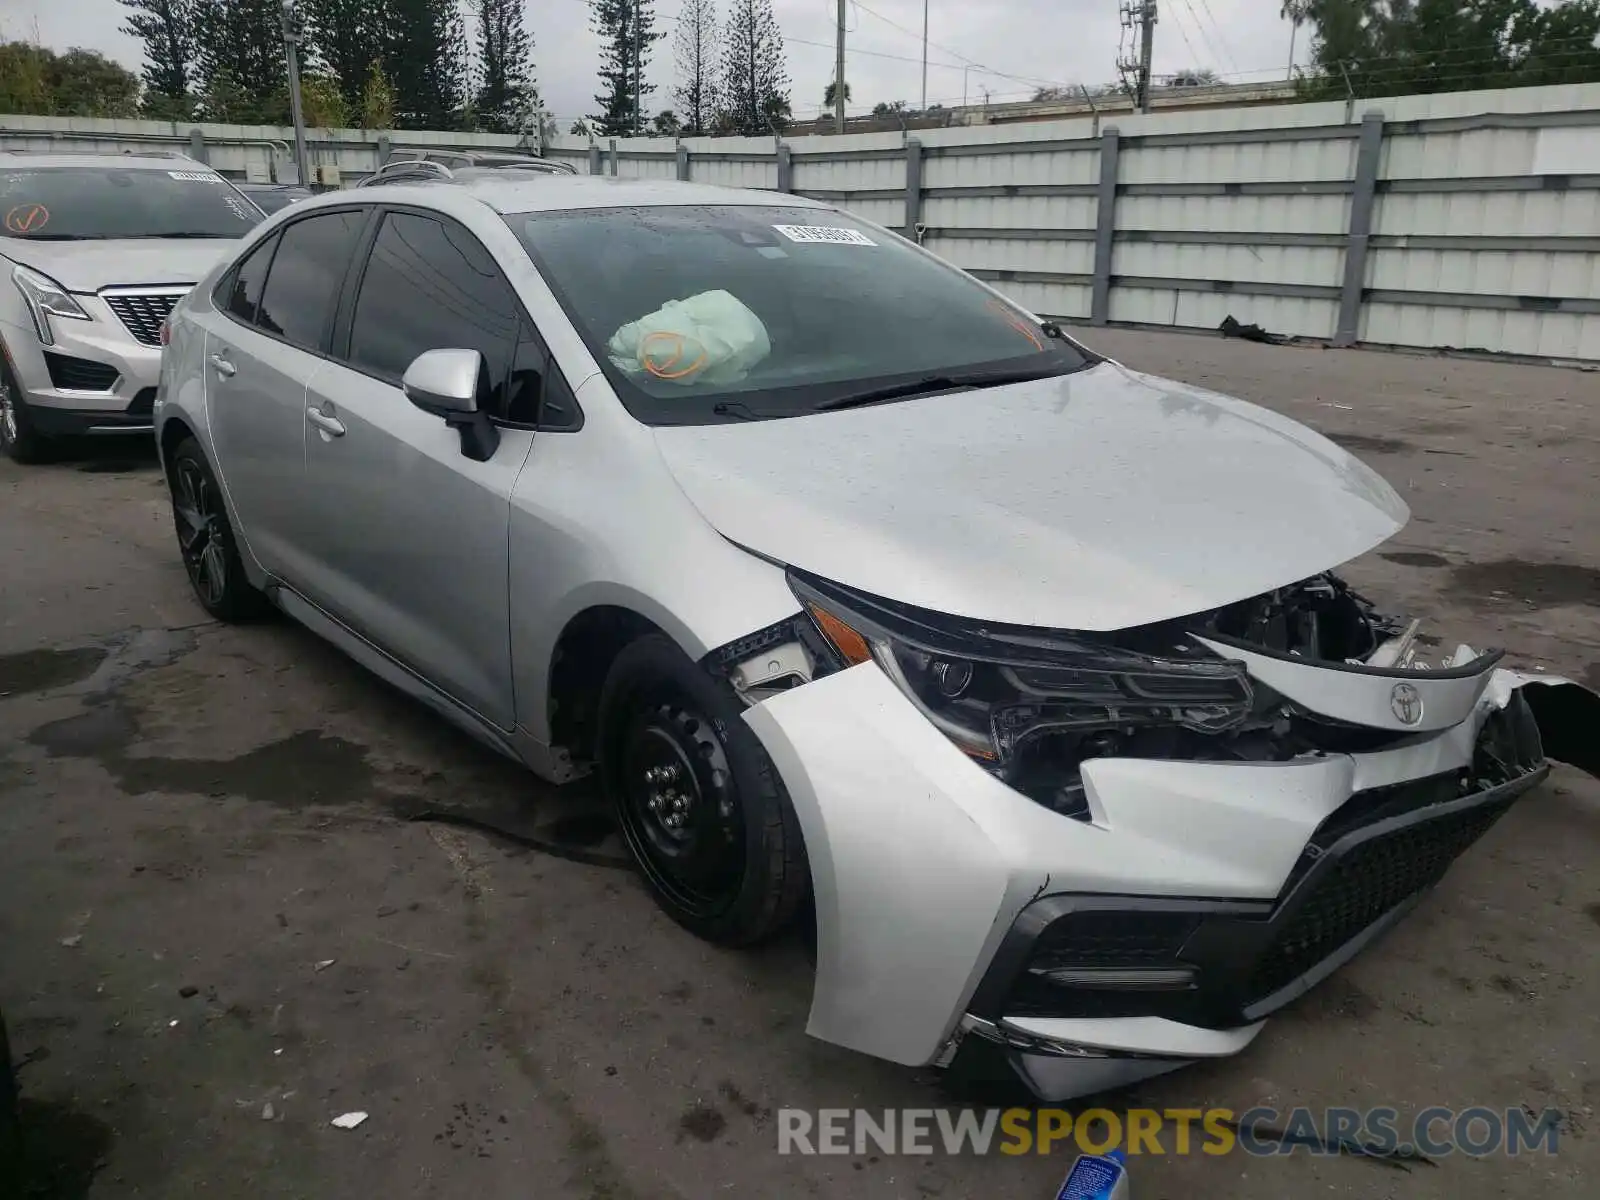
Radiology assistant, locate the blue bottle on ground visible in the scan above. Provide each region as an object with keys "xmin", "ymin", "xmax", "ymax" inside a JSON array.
[{"xmin": 1054, "ymin": 1147, "xmax": 1129, "ymax": 1200}]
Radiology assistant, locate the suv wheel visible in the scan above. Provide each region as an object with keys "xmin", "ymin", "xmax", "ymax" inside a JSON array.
[
  {"xmin": 0, "ymin": 356, "xmax": 54, "ymax": 464},
  {"xmin": 597, "ymin": 634, "xmax": 809, "ymax": 946},
  {"xmin": 167, "ymin": 437, "xmax": 270, "ymax": 621}
]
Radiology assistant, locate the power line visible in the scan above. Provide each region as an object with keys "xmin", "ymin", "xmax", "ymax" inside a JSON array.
[
  {"xmin": 848, "ymin": 0, "xmax": 1078, "ymax": 91},
  {"xmin": 1190, "ymin": 0, "xmax": 1240, "ymax": 72}
]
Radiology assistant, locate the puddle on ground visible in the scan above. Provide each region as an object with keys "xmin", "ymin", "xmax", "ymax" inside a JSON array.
[
  {"xmin": 1324, "ymin": 432, "xmax": 1416, "ymax": 456},
  {"xmin": 1449, "ymin": 560, "xmax": 1600, "ymax": 610},
  {"xmin": 0, "ymin": 647, "xmax": 108, "ymax": 696},
  {"xmin": 8, "ymin": 1099, "xmax": 116, "ymax": 1200},
  {"xmin": 114, "ymin": 729, "xmax": 376, "ymax": 807},
  {"xmin": 1381, "ymin": 550, "xmax": 1450, "ymax": 568}
]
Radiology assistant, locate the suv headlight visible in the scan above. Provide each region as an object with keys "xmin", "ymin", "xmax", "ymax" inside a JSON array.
[
  {"xmin": 789, "ymin": 571, "xmax": 1254, "ymax": 813},
  {"xmin": 13, "ymin": 265, "xmax": 91, "ymax": 347}
]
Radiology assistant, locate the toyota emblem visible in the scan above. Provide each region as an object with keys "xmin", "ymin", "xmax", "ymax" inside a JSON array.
[{"xmin": 1390, "ymin": 682, "xmax": 1424, "ymax": 726}]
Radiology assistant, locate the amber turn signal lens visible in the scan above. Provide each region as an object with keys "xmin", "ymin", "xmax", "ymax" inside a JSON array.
[{"xmin": 806, "ymin": 603, "xmax": 873, "ymax": 666}]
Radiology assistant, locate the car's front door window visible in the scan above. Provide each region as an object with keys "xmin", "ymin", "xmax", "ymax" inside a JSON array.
[{"xmin": 346, "ymin": 211, "xmax": 518, "ymax": 414}]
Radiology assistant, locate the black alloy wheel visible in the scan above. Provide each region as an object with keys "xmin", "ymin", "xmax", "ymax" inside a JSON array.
[{"xmin": 167, "ymin": 437, "xmax": 268, "ymax": 621}]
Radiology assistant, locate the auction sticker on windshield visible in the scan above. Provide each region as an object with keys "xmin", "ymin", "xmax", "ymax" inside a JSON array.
[
  {"xmin": 169, "ymin": 170, "xmax": 223, "ymax": 183},
  {"xmin": 4, "ymin": 204, "xmax": 48, "ymax": 234},
  {"xmin": 772, "ymin": 224, "xmax": 876, "ymax": 247}
]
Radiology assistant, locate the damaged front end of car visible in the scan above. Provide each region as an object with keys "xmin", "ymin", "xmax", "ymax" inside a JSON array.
[{"xmin": 718, "ymin": 567, "xmax": 1600, "ymax": 1101}]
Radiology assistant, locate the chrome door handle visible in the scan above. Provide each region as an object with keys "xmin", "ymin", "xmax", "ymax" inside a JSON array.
[
  {"xmin": 209, "ymin": 354, "xmax": 236, "ymax": 378},
  {"xmin": 306, "ymin": 407, "xmax": 346, "ymax": 437}
]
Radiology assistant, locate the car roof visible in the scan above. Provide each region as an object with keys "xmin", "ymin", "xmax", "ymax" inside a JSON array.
[
  {"xmin": 433, "ymin": 175, "xmax": 830, "ymax": 215},
  {"xmin": 0, "ymin": 152, "xmax": 212, "ymax": 172},
  {"xmin": 291, "ymin": 174, "xmax": 829, "ymax": 218}
]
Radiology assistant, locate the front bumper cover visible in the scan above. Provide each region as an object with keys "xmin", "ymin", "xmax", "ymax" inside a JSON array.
[{"xmin": 743, "ymin": 653, "xmax": 1597, "ymax": 1101}]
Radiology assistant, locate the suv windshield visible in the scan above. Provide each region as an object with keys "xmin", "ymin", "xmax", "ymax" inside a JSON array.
[
  {"xmin": 0, "ymin": 166, "xmax": 262, "ymax": 240},
  {"xmin": 509, "ymin": 204, "xmax": 1095, "ymax": 424}
]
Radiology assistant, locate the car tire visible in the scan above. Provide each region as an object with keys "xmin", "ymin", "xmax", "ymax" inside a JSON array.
[
  {"xmin": 597, "ymin": 633, "xmax": 809, "ymax": 947},
  {"xmin": 0, "ymin": 356, "xmax": 55, "ymax": 465},
  {"xmin": 167, "ymin": 437, "xmax": 271, "ymax": 622}
]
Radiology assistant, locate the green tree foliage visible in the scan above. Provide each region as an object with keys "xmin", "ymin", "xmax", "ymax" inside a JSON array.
[
  {"xmin": 719, "ymin": 0, "xmax": 789, "ymax": 135},
  {"xmin": 387, "ymin": 0, "xmax": 468, "ymax": 129},
  {"xmin": 476, "ymin": 0, "xmax": 537, "ymax": 133},
  {"xmin": 119, "ymin": 0, "xmax": 195, "ymax": 118},
  {"xmin": 672, "ymin": 0, "xmax": 719, "ymax": 135},
  {"xmin": 193, "ymin": 0, "xmax": 289, "ymax": 122},
  {"xmin": 822, "ymin": 78, "xmax": 849, "ymax": 119},
  {"xmin": 0, "ymin": 42, "xmax": 141, "ymax": 117},
  {"xmin": 306, "ymin": 0, "xmax": 391, "ymax": 117},
  {"xmin": 361, "ymin": 61, "xmax": 397, "ymax": 129},
  {"xmin": 591, "ymin": 0, "xmax": 662, "ymax": 135},
  {"xmin": 1301, "ymin": 0, "xmax": 1600, "ymax": 98},
  {"xmin": 299, "ymin": 70, "xmax": 348, "ymax": 126}
]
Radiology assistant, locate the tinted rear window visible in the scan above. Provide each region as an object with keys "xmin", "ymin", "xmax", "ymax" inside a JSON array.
[
  {"xmin": 0, "ymin": 166, "xmax": 262, "ymax": 240},
  {"xmin": 222, "ymin": 233, "xmax": 278, "ymax": 325},
  {"xmin": 256, "ymin": 211, "xmax": 365, "ymax": 351}
]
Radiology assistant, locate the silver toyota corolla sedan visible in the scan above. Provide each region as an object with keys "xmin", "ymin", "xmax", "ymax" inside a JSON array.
[{"xmin": 153, "ymin": 176, "xmax": 1599, "ymax": 1100}]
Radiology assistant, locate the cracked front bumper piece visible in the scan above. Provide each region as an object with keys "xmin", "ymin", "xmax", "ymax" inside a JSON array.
[{"xmin": 743, "ymin": 652, "xmax": 1597, "ymax": 1102}]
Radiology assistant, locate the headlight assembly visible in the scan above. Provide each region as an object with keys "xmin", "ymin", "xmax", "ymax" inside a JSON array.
[
  {"xmin": 13, "ymin": 265, "xmax": 91, "ymax": 346},
  {"xmin": 788, "ymin": 571, "xmax": 1255, "ymax": 815}
]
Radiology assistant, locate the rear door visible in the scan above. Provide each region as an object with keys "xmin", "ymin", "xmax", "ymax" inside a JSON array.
[
  {"xmin": 294, "ymin": 207, "xmax": 536, "ymax": 728},
  {"xmin": 202, "ymin": 208, "xmax": 369, "ymax": 580}
]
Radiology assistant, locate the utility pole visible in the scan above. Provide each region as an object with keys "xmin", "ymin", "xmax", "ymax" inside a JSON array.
[
  {"xmin": 633, "ymin": 1, "xmax": 643, "ymax": 135},
  {"xmin": 920, "ymin": 0, "xmax": 929, "ymax": 112},
  {"xmin": 835, "ymin": 0, "xmax": 847, "ymax": 134},
  {"xmin": 280, "ymin": 0, "xmax": 310, "ymax": 187},
  {"xmin": 1116, "ymin": 0, "xmax": 1158, "ymax": 114}
]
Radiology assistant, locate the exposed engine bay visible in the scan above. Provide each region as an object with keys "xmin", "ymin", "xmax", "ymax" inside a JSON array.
[{"xmin": 711, "ymin": 570, "xmax": 1598, "ymax": 819}]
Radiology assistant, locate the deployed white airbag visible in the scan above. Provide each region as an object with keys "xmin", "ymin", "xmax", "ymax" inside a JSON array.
[{"xmin": 607, "ymin": 290, "xmax": 771, "ymax": 386}]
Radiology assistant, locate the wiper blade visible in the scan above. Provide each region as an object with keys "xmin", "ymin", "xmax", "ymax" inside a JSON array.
[
  {"xmin": 2, "ymin": 233, "xmax": 93, "ymax": 241},
  {"xmin": 813, "ymin": 367, "xmax": 1061, "ymax": 412},
  {"xmin": 710, "ymin": 401, "xmax": 769, "ymax": 421},
  {"xmin": 117, "ymin": 233, "xmax": 226, "ymax": 240}
]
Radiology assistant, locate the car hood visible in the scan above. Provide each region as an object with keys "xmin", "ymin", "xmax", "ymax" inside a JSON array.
[
  {"xmin": 0, "ymin": 238, "xmax": 237, "ymax": 292},
  {"xmin": 651, "ymin": 361, "xmax": 1410, "ymax": 631}
]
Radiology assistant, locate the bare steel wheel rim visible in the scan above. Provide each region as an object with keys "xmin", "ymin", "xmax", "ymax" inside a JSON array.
[
  {"xmin": 617, "ymin": 695, "xmax": 746, "ymax": 917},
  {"xmin": 0, "ymin": 374, "xmax": 16, "ymax": 445},
  {"xmin": 172, "ymin": 458, "xmax": 227, "ymax": 607}
]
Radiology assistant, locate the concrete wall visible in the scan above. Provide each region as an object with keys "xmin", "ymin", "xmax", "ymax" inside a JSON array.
[{"xmin": 4, "ymin": 83, "xmax": 1599, "ymax": 362}]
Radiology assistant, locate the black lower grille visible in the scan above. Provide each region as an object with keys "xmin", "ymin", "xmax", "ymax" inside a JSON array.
[
  {"xmin": 1244, "ymin": 792, "xmax": 1517, "ymax": 1004},
  {"xmin": 127, "ymin": 388, "xmax": 157, "ymax": 416},
  {"xmin": 44, "ymin": 351, "xmax": 119, "ymax": 391}
]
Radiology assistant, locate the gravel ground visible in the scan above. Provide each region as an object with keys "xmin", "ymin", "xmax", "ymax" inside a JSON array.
[{"xmin": 2, "ymin": 327, "xmax": 1597, "ymax": 1199}]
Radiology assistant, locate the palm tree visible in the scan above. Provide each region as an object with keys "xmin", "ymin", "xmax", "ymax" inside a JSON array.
[{"xmin": 1283, "ymin": 0, "xmax": 1314, "ymax": 80}]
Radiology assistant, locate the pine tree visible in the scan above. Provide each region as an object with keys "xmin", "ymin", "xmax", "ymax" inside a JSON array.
[
  {"xmin": 591, "ymin": 0, "xmax": 662, "ymax": 135},
  {"xmin": 387, "ymin": 0, "xmax": 468, "ymax": 129},
  {"xmin": 476, "ymin": 0, "xmax": 536, "ymax": 133},
  {"xmin": 719, "ymin": 0, "xmax": 789, "ymax": 136},
  {"xmin": 306, "ymin": 0, "xmax": 393, "ymax": 116},
  {"xmin": 672, "ymin": 0, "xmax": 718, "ymax": 135},
  {"xmin": 120, "ymin": 0, "xmax": 196, "ymax": 119},
  {"xmin": 193, "ymin": 0, "xmax": 290, "ymax": 123}
]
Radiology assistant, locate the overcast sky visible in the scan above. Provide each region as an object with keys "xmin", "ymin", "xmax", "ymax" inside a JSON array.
[{"xmin": 0, "ymin": 0, "xmax": 1308, "ymax": 126}]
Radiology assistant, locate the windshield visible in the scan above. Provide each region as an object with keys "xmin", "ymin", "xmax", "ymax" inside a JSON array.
[
  {"xmin": 0, "ymin": 166, "xmax": 263, "ymax": 240},
  {"xmin": 509, "ymin": 204, "xmax": 1095, "ymax": 424}
]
